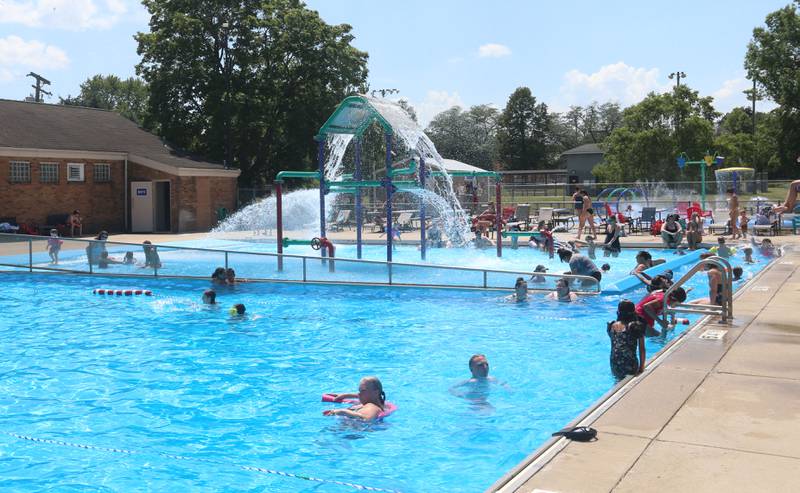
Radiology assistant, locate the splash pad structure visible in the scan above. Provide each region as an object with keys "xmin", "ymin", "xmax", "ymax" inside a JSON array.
[
  {"xmin": 273, "ymin": 95, "xmax": 503, "ymax": 266},
  {"xmin": 714, "ymin": 167, "xmax": 755, "ymax": 194}
]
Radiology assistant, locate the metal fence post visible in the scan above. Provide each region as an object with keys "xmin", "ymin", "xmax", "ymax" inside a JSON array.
[
  {"xmin": 388, "ymin": 262, "xmax": 392, "ymax": 285},
  {"xmin": 225, "ymin": 251, "xmax": 229, "ymax": 270},
  {"xmin": 483, "ymin": 270, "xmax": 487, "ymax": 289},
  {"xmin": 302, "ymin": 257, "xmax": 307, "ymax": 282},
  {"xmin": 28, "ymin": 239, "xmax": 32, "ymax": 272}
]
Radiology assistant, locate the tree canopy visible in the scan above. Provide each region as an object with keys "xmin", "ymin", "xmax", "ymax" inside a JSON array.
[
  {"xmin": 497, "ymin": 87, "xmax": 550, "ymax": 170},
  {"xmin": 426, "ymin": 104, "xmax": 499, "ymax": 169},
  {"xmin": 135, "ymin": 0, "xmax": 368, "ymax": 184},
  {"xmin": 745, "ymin": 0, "xmax": 800, "ymax": 175},
  {"xmin": 594, "ymin": 86, "xmax": 717, "ymax": 182},
  {"xmin": 60, "ymin": 75, "xmax": 148, "ymax": 125}
]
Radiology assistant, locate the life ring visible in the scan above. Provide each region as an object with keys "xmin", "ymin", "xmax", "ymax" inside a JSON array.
[
  {"xmin": 93, "ymin": 289, "xmax": 153, "ymax": 296},
  {"xmin": 321, "ymin": 393, "xmax": 397, "ymax": 419}
]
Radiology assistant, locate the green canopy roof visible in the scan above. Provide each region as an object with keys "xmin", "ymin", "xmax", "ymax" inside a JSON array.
[{"xmin": 317, "ymin": 95, "xmax": 393, "ymax": 138}]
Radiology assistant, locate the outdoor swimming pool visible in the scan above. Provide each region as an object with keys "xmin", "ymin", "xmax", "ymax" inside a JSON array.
[{"xmin": 0, "ymin": 243, "xmax": 772, "ymax": 492}]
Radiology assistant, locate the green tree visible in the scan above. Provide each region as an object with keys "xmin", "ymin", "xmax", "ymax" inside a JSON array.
[
  {"xmin": 397, "ymin": 99, "xmax": 417, "ymax": 123},
  {"xmin": 426, "ymin": 104, "xmax": 499, "ymax": 169},
  {"xmin": 135, "ymin": 0, "xmax": 368, "ymax": 184},
  {"xmin": 595, "ymin": 86, "xmax": 717, "ymax": 182},
  {"xmin": 745, "ymin": 1, "xmax": 800, "ymax": 176},
  {"xmin": 60, "ymin": 74, "xmax": 148, "ymax": 125},
  {"xmin": 714, "ymin": 107, "xmax": 780, "ymax": 171},
  {"xmin": 497, "ymin": 87, "xmax": 550, "ymax": 170},
  {"xmin": 550, "ymin": 102, "xmax": 623, "ymax": 160}
]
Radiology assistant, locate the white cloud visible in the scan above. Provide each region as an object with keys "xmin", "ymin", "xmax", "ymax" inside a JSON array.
[
  {"xmin": 712, "ymin": 76, "xmax": 777, "ymax": 113},
  {"xmin": 411, "ymin": 90, "xmax": 466, "ymax": 127},
  {"xmin": 0, "ymin": 0, "xmax": 129, "ymax": 30},
  {"xmin": 477, "ymin": 43, "xmax": 511, "ymax": 58},
  {"xmin": 557, "ymin": 62, "xmax": 670, "ymax": 109},
  {"xmin": 713, "ymin": 77, "xmax": 749, "ymax": 101},
  {"xmin": 0, "ymin": 35, "xmax": 69, "ymax": 82}
]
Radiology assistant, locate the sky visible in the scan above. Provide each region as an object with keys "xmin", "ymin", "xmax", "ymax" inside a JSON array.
[{"xmin": 0, "ymin": 0, "xmax": 788, "ymax": 125}]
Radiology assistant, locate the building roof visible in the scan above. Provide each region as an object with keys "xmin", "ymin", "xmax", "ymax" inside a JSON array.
[
  {"xmin": 561, "ymin": 143, "xmax": 604, "ymax": 156},
  {"xmin": 0, "ymin": 99, "xmax": 238, "ymax": 175},
  {"xmin": 440, "ymin": 158, "xmax": 488, "ymax": 174}
]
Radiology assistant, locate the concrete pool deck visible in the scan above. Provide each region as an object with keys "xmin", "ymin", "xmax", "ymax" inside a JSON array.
[{"xmin": 491, "ymin": 248, "xmax": 800, "ymax": 493}]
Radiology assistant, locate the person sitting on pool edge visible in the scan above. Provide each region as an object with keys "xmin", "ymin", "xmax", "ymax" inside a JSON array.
[
  {"xmin": 635, "ymin": 287, "xmax": 688, "ymax": 336},
  {"xmin": 547, "ymin": 278, "xmax": 577, "ymax": 302},
  {"xmin": 202, "ymin": 289, "xmax": 216, "ymax": 304},
  {"xmin": 607, "ymin": 299, "xmax": 646, "ymax": 381},
  {"xmin": 660, "ymin": 214, "xmax": 684, "ymax": 249},
  {"xmin": 772, "ymin": 179, "xmax": 800, "ymax": 213},
  {"xmin": 324, "ymin": 376, "xmax": 386, "ymax": 421}
]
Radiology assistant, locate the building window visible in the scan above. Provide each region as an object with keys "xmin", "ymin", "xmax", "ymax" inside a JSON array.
[
  {"xmin": 94, "ymin": 163, "xmax": 111, "ymax": 183},
  {"xmin": 67, "ymin": 163, "xmax": 85, "ymax": 182},
  {"xmin": 40, "ymin": 162, "xmax": 59, "ymax": 184},
  {"xmin": 9, "ymin": 161, "xmax": 31, "ymax": 183}
]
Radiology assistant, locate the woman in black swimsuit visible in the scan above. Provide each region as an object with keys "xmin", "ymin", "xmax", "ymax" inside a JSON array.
[
  {"xmin": 607, "ymin": 300, "xmax": 646, "ymax": 381},
  {"xmin": 603, "ymin": 215, "xmax": 622, "ymax": 257},
  {"xmin": 660, "ymin": 214, "xmax": 683, "ymax": 248}
]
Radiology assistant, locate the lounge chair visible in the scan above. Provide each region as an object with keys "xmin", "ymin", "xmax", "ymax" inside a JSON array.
[
  {"xmin": 329, "ymin": 210, "xmax": 352, "ymax": 232},
  {"xmin": 396, "ymin": 212, "xmax": 414, "ymax": 231},
  {"xmin": 637, "ymin": 207, "xmax": 656, "ymax": 234},
  {"xmin": 506, "ymin": 204, "xmax": 531, "ymax": 231}
]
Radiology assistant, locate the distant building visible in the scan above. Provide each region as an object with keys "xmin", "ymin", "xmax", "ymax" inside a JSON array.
[
  {"xmin": 0, "ymin": 99, "xmax": 240, "ymax": 233},
  {"xmin": 560, "ymin": 143, "xmax": 605, "ymax": 183},
  {"xmin": 498, "ymin": 169, "xmax": 569, "ymax": 185}
]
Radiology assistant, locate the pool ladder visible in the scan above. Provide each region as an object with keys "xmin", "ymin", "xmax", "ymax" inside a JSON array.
[{"xmin": 659, "ymin": 255, "xmax": 734, "ymax": 325}]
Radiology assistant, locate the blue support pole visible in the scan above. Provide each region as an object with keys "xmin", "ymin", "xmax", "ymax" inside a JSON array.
[
  {"xmin": 419, "ymin": 156, "xmax": 427, "ymax": 260},
  {"xmin": 385, "ymin": 132, "xmax": 393, "ymax": 262},
  {"xmin": 354, "ymin": 138, "xmax": 363, "ymax": 259},
  {"xmin": 317, "ymin": 138, "xmax": 327, "ymax": 261}
]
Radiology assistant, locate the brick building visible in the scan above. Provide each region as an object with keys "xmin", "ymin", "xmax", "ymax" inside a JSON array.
[{"xmin": 0, "ymin": 99, "xmax": 240, "ymax": 234}]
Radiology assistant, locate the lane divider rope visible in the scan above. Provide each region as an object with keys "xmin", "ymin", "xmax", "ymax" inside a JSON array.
[{"xmin": 2, "ymin": 431, "xmax": 402, "ymax": 493}]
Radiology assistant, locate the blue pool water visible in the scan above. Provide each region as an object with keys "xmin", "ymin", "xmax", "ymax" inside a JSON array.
[{"xmin": 0, "ymin": 245, "xmax": 771, "ymax": 492}]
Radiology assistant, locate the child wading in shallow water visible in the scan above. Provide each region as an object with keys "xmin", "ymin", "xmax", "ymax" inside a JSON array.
[
  {"xmin": 47, "ymin": 229, "xmax": 63, "ymax": 264},
  {"xmin": 607, "ymin": 300, "xmax": 646, "ymax": 381}
]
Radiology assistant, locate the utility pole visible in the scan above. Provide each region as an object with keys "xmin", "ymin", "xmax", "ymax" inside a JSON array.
[
  {"xmin": 751, "ymin": 78, "xmax": 757, "ymax": 135},
  {"xmin": 218, "ymin": 20, "xmax": 233, "ymax": 169},
  {"xmin": 26, "ymin": 72, "xmax": 52, "ymax": 102},
  {"xmin": 669, "ymin": 71, "xmax": 687, "ymax": 149}
]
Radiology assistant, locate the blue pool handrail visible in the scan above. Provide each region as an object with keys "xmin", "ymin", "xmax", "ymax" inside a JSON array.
[{"xmin": 0, "ymin": 233, "xmax": 601, "ymax": 294}]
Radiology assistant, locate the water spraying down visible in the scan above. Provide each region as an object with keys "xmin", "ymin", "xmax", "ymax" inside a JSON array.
[{"xmin": 213, "ymin": 96, "xmax": 473, "ymax": 246}]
